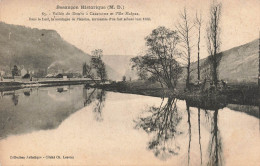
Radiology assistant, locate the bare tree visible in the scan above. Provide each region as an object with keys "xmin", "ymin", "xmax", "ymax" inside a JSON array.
[
  {"xmin": 195, "ymin": 11, "xmax": 203, "ymax": 82},
  {"xmin": 207, "ymin": 0, "xmax": 222, "ymax": 88},
  {"xmin": 176, "ymin": 7, "xmax": 194, "ymax": 90}
]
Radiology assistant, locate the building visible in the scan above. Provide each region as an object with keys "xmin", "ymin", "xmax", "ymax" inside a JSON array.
[{"xmin": 20, "ymin": 68, "xmax": 27, "ymax": 77}]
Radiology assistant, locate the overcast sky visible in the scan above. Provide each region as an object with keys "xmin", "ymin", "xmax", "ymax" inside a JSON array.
[{"xmin": 0, "ymin": 0, "xmax": 259, "ymax": 60}]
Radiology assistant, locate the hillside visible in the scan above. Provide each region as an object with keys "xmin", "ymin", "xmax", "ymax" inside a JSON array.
[
  {"xmin": 181, "ymin": 39, "xmax": 259, "ymax": 84},
  {"xmin": 102, "ymin": 55, "xmax": 132, "ymax": 80},
  {"xmin": 0, "ymin": 22, "xmax": 120, "ymax": 80},
  {"xmin": 102, "ymin": 55, "xmax": 132, "ymax": 76},
  {"xmin": 118, "ymin": 39, "xmax": 259, "ymax": 84},
  {"xmin": 103, "ymin": 55, "xmax": 138, "ymax": 80}
]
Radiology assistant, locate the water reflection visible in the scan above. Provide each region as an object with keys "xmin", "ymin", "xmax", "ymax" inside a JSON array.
[
  {"xmin": 135, "ymin": 97, "xmax": 182, "ymax": 160},
  {"xmin": 186, "ymin": 103, "xmax": 191, "ymax": 166},
  {"xmin": 135, "ymin": 97, "xmax": 227, "ymax": 166},
  {"xmin": 0, "ymin": 86, "xmax": 109, "ymax": 140},
  {"xmin": 23, "ymin": 91, "xmax": 31, "ymax": 96},
  {"xmin": 207, "ymin": 109, "xmax": 223, "ymax": 166},
  {"xmin": 186, "ymin": 98, "xmax": 225, "ymax": 166},
  {"xmin": 93, "ymin": 90, "xmax": 106, "ymax": 121},
  {"xmin": 83, "ymin": 88, "xmax": 97, "ymax": 106},
  {"xmin": 0, "ymin": 85, "xmax": 87, "ymax": 139},
  {"xmin": 0, "ymin": 87, "xmax": 259, "ymax": 165},
  {"xmin": 198, "ymin": 107, "xmax": 203, "ymax": 166},
  {"xmin": 83, "ymin": 88, "xmax": 107, "ymax": 121},
  {"xmin": 11, "ymin": 92, "xmax": 19, "ymax": 106}
]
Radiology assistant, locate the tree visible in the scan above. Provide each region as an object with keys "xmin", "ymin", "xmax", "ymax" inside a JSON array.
[
  {"xmin": 91, "ymin": 49, "xmax": 103, "ymax": 59},
  {"xmin": 83, "ymin": 61, "xmax": 98, "ymax": 84},
  {"xmin": 122, "ymin": 75, "xmax": 126, "ymax": 82},
  {"xmin": 207, "ymin": 0, "xmax": 222, "ymax": 88},
  {"xmin": 176, "ymin": 8, "xmax": 194, "ymax": 90},
  {"xmin": 195, "ymin": 11, "xmax": 203, "ymax": 81},
  {"xmin": 91, "ymin": 49, "xmax": 107, "ymax": 82},
  {"xmin": 82, "ymin": 49, "xmax": 108, "ymax": 84},
  {"xmin": 12, "ymin": 65, "xmax": 19, "ymax": 78},
  {"xmin": 131, "ymin": 26, "xmax": 182, "ymax": 90},
  {"xmin": 136, "ymin": 70, "xmax": 148, "ymax": 80},
  {"xmin": 82, "ymin": 62, "xmax": 87, "ymax": 76}
]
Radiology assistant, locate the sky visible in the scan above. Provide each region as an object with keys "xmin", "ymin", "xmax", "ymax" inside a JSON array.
[{"xmin": 0, "ymin": 0, "xmax": 259, "ymax": 60}]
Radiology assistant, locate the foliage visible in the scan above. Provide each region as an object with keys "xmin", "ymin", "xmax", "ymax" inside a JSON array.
[
  {"xmin": 11, "ymin": 65, "xmax": 20, "ymax": 77},
  {"xmin": 91, "ymin": 49, "xmax": 107, "ymax": 82},
  {"xmin": 131, "ymin": 26, "xmax": 182, "ymax": 90},
  {"xmin": 91, "ymin": 49, "xmax": 103, "ymax": 59},
  {"xmin": 122, "ymin": 75, "xmax": 126, "ymax": 82},
  {"xmin": 82, "ymin": 62, "xmax": 87, "ymax": 76},
  {"xmin": 83, "ymin": 49, "xmax": 108, "ymax": 83},
  {"xmin": 22, "ymin": 73, "xmax": 30, "ymax": 79}
]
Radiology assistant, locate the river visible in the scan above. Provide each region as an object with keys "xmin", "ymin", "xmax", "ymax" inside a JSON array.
[{"xmin": 0, "ymin": 85, "xmax": 259, "ymax": 166}]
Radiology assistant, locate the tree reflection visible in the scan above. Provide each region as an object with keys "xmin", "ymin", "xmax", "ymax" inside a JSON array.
[
  {"xmin": 198, "ymin": 107, "xmax": 203, "ymax": 166},
  {"xmin": 83, "ymin": 88, "xmax": 107, "ymax": 122},
  {"xmin": 134, "ymin": 96, "xmax": 225, "ymax": 164},
  {"xmin": 135, "ymin": 97, "xmax": 182, "ymax": 160},
  {"xmin": 207, "ymin": 109, "xmax": 223, "ymax": 166},
  {"xmin": 186, "ymin": 99, "xmax": 224, "ymax": 166},
  {"xmin": 83, "ymin": 88, "xmax": 97, "ymax": 107},
  {"xmin": 93, "ymin": 90, "xmax": 106, "ymax": 122},
  {"xmin": 185, "ymin": 102, "xmax": 204, "ymax": 166},
  {"xmin": 12, "ymin": 92, "xmax": 19, "ymax": 106},
  {"xmin": 186, "ymin": 103, "xmax": 191, "ymax": 166}
]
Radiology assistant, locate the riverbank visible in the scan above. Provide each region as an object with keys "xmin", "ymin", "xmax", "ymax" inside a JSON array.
[
  {"xmin": 0, "ymin": 79, "xmax": 97, "ymax": 90},
  {"xmin": 88, "ymin": 80, "xmax": 173, "ymax": 97},
  {"xmin": 88, "ymin": 80, "xmax": 259, "ymax": 107},
  {"xmin": 1, "ymin": 79, "xmax": 258, "ymax": 108}
]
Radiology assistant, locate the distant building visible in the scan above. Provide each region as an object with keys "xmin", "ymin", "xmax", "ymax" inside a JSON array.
[
  {"xmin": 46, "ymin": 73, "xmax": 55, "ymax": 78},
  {"xmin": 0, "ymin": 70, "xmax": 5, "ymax": 76},
  {"xmin": 29, "ymin": 70, "xmax": 34, "ymax": 75},
  {"xmin": 21, "ymin": 68, "xmax": 27, "ymax": 77}
]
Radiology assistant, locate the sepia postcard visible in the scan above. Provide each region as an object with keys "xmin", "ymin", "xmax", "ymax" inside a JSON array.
[{"xmin": 0, "ymin": 0, "xmax": 259, "ymax": 165}]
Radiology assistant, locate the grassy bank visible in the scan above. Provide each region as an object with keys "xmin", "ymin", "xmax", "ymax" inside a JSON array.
[
  {"xmin": 90, "ymin": 80, "xmax": 173, "ymax": 97},
  {"xmin": 89, "ymin": 80, "xmax": 259, "ymax": 107}
]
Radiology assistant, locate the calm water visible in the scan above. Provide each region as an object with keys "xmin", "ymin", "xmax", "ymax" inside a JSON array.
[{"xmin": 0, "ymin": 85, "xmax": 259, "ymax": 166}]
